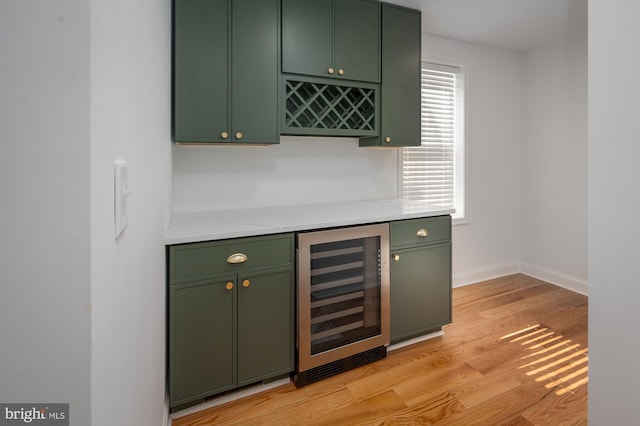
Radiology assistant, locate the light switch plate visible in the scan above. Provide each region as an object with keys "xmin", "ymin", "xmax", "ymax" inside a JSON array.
[{"xmin": 114, "ymin": 160, "xmax": 133, "ymax": 238}]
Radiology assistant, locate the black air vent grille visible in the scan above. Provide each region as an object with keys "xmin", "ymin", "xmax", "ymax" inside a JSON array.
[{"xmin": 293, "ymin": 346, "xmax": 386, "ymax": 387}]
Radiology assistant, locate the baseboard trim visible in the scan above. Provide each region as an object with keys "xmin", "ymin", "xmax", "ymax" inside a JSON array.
[
  {"xmin": 171, "ymin": 377, "xmax": 291, "ymax": 420},
  {"xmin": 388, "ymin": 330, "xmax": 445, "ymax": 352},
  {"xmin": 453, "ymin": 262, "xmax": 520, "ymax": 288},
  {"xmin": 164, "ymin": 392, "xmax": 171, "ymax": 426},
  {"xmin": 520, "ymin": 263, "xmax": 588, "ymax": 296},
  {"xmin": 453, "ymin": 262, "xmax": 588, "ymax": 296}
]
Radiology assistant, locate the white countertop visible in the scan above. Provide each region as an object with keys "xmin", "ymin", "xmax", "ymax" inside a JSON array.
[{"xmin": 165, "ymin": 198, "xmax": 454, "ymax": 245}]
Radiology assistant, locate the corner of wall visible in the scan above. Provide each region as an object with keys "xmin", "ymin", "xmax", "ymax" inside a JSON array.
[
  {"xmin": 453, "ymin": 262, "xmax": 588, "ymax": 296},
  {"xmin": 453, "ymin": 262, "xmax": 521, "ymax": 288},
  {"xmin": 520, "ymin": 263, "xmax": 588, "ymax": 296}
]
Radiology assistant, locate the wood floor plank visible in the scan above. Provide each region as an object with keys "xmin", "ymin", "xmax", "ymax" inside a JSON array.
[
  {"xmin": 433, "ymin": 379, "xmax": 556, "ymax": 426},
  {"xmin": 498, "ymin": 414, "xmax": 536, "ymax": 425},
  {"xmin": 449, "ymin": 372, "xmax": 523, "ymax": 408},
  {"xmin": 454, "ymin": 280, "xmax": 558, "ymax": 314},
  {"xmin": 376, "ymin": 392, "xmax": 466, "ymax": 425},
  {"xmin": 299, "ymin": 390, "xmax": 407, "ymax": 426},
  {"xmin": 520, "ymin": 380, "xmax": 588, "ymax": 425},
  {"xmin": 171, "ymin": 274, "xmax": 588, "ymax": 426},
  {"xmin": 171, "ymin": 383, "xmax": 305, "ymax": 426},
  {"xmin": 453, "ymin": 274, "xmax": 539, "ymax": 302},
  {"xmin": 391, "ymin": 363, "xmax": 484, "ymax": 408},
  {"xmin": 477, "ymin": 288, "xmax": 577, "ymax": 320}
]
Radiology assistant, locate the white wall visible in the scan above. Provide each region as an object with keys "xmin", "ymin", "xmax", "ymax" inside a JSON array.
[
  {"xmin": 422, "ymin": 35, "xmax": 523, "ymax": 286},
  {"xmin": 520, "ymin": 1, "xmax": 588, "ymax": 294},
  {"xmin": 90, "ymin": 0, "xmax": 172, "ymax": 425},
  {"xmin": 172, "ymin": 137, "xmax": 398, "ymax": 212},
  {"xmin": 589, "ymin": 0, "xmax": 640, "ymax": 423},
  {"xmin": 0, "ymin": 1, "xmax": 91, "ymax": 424}
]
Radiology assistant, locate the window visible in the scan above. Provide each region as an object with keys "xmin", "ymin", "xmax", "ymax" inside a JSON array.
[{"xmin": 402, "ymin": 62, "xmax": 466, "ymax": 221}]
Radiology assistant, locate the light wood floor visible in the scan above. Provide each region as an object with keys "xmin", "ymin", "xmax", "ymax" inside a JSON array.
[{"xmin": 173, "ymin": 274, "xmax": 588, "ymax": 425}]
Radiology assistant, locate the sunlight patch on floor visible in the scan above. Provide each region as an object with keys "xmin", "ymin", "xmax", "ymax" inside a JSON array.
[{"xmin": 500, "ymin": 324, "xmax": 588, "ymax": 396}]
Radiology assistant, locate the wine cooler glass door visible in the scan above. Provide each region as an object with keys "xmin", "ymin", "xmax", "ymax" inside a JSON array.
[{"xmin": 297, "ymin": 223, "xmax": 390, "ymax": 373}]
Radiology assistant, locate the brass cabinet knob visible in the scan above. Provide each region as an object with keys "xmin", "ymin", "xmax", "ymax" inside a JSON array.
[
  {"xmin": 338, "ymin": 69, "xmax": 344, "ymax": 75},
  {"xmin": 385, "ymin": 137, "xmax": 391, "ymax": 143},
  {"xmin": 416, "ymin": 229, "xmax": 429, "ymax": 237},
  {"xmin": 394, "ymin": 254, "xmax": 400, "ymax": 262},
  {"xmin": 235, "ymin": 132, "xmax": 243, "ymax": 140},
  {"xmin": 242, "ymin": 279, "xmax": 251, "ymax": 288},
  {"xmin": 226, "ymin": 282, "xmax": 234, "ymax": 290},
  {"xmin": 328, "ymin": 67, "xmax": 335, "ymax": 75},
  {"xmin": 221, "ymin": 131, "xmax": 229, "ymax": 139}
]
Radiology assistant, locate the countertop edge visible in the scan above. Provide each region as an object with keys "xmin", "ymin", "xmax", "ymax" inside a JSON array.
[{"xmin": 165, "ymin": 199, "xmax": 454, "ymax": 245}]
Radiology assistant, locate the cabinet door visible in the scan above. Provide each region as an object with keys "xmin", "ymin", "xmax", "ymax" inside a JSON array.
[
  {"xmin": 173, "ymin": 0, "xmax": 228, "ymax": 142},
  {"xmin": 237, "ymin": 269, "xmax": 294, "ymax": 385},
  {"xmin": 361, "ymin": 4, "xmax": 420, "ymax": 147},
  {"xmin": 380, "ymin": 4, "xmax": 421, "ymax": 146},
  {"xmin": 282, "ymin": 0, "xmax": 333, "ymax": 78},
  {"xmin": 231, "ymin": 0, "xmax": 280, "ymax": 143},
  {"xmin": 170, "ymin": 278, "xmax": 236, "ymax": 407},
  {"xmin": 334, "ymin": 0, "xmax": 380, "ymax": 83},
  {"xmin": 390, "ymin": 243, "xmax": 451, "ymax": 343}
]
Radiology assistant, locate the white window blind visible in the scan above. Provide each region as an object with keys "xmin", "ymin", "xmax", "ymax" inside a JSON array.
[{"xmin": 402, "ymin": 62, "xmax": 465, "ymax": 219}]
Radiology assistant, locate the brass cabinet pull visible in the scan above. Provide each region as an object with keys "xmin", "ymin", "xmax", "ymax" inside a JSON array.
[
  {"xmin": 385, "ymin": 137, "xmax": 391, "ymax": 143},
  {"xmin": 328, "ymin": 67, "xmax": 335, "ymax": 75},
  {"xmin": 225, "ymin": 282, "xmax": 234, "ymax": 290},
  {"xmin": 242, "ymin": 279, "xmax": 251, "ymax": 288},
  {"xmin": 226, "ymin": 253, "xmax": 248, "ymax": 264},
  {"xmin": 394, "ymin": 254, "xmax": 400, "ymax": 262},
  {"xmin": 416, "ymin": 229, "xmax": 428, "ymax": 237},
  {"xmin": 235, "ymin": 132, "xmax": 243, "ymax": 140},
  {"xmin": 338, "ymin": 69, "xmax": 344, "ymax": 75},
  {"xmin": 221, "ymin": 131, "xmax": 229, "ymax": 139}
]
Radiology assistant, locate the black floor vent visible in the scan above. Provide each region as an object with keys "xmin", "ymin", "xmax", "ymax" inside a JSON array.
[{"xmin": 293, "ymin": 346, "xmax": 386, "ymax": 387}]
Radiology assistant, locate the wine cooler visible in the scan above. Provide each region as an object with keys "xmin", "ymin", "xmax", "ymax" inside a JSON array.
[{"xmin": 294, "ymin": 223, "xmax": 390, "ymax": 386}]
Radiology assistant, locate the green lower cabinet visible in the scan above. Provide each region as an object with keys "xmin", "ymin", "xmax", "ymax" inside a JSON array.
[
  {"xmin": 390, "ymin": 242, "xmax": 452, "ymax": 344},
  {"xmin": 237, "ymin": 269, "xmax": 294, "ymax": 385},
  {"xmin": 170, "ymin": 278, "xmax": 237, "ymax": 406},
  {"xmin": 170, "ymin": 269, "xmax": 293, "ymax": 409},
  {"xmin": 168, "ymin": 234, "xmax": 294, "ymax": 410}
]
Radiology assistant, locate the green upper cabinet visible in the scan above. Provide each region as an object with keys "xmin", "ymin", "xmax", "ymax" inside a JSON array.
[
  {"xmin": 230, "ymin": 0, "xmax": 280, "ymax": 144},
  {"xmin": 334, "ymin": 0, "xmax": 380, "ymax": 83},
  {"xmin": 173, "ymin": 0, "xmax": 280, "ymax": 144},
  {"xmin": 360, "ymin": 4, "xmax": 421, "ymax": 147},
  {"xmin": 173, "ymin": 0, "xmax": 228, "ymax": 143},
  {"xmin": 281, "ymin": 0, "xmax": 332, "ymax": 79},
  {"xmin": 282, "ymin": 0, "xmax": 380, "ymax": 83}
]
